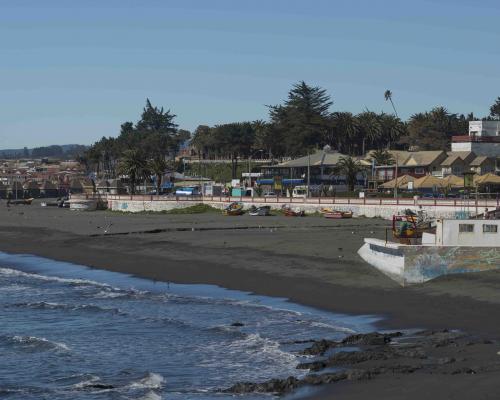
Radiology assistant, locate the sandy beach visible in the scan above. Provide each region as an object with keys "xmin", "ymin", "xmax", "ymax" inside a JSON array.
[{"xmin": 1, "ymin": 200, "xmax": 500, "ymax": 398}]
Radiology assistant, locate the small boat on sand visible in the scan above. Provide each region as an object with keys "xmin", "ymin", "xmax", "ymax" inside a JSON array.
[
  {"xmin": 323, "ymin": 210, "xmax": 353, "ymax": 219},
  {"xmin": 281, "ymin": 204, "xmax": 304, "ymax": 217},
  {"xmin": 41, "ymin": 198, "xmax": 68, "ymax": 208},
  {"xmin": 67, "ymin": 199, "xmax": 98, "ymax": 211},
  {"xmin": 223, "ymin": 202, "xmax": 244, "ymax": 216},
  {"xmin": 9, "ymin": 198, "xmax": 34, "ymax": 205},
  {"xmin": 249, "ymin": 205, "xmax": 271, "ymax": 216}
]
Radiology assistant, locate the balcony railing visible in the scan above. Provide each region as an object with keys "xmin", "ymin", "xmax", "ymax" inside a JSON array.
[{"xmin": 452, "ymin": 135, "xmax": 500, "ymax": 143}]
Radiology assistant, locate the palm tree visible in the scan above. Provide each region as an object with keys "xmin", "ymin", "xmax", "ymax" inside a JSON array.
[
  {"xmin": 334, "ymin": 156, "xmax": 365, "ymax": 192},
  {"xmin": 356, "ymin": 111, "xmax": 382, "ymax": 156},
  {"xmin": 149, "ymin": 157, "xmax": 168, "ymax": 195},
  {"xmin": 330, "ymin": 112, "xmax": 358, "ymax": 154},
  {"xmin": 379, "ymin": 113, "xmax": 406, "ymax": 149},
  {"xmin": 370, "ymin": 149, "xmax": 394, "ymax": 166},
  {"xmin": 384, "ymin": 90, "xmax": 398, "ymax": 118},
  {"xmin": 118, "ymin": 149, "xmax": 148, "ymax": 194}
]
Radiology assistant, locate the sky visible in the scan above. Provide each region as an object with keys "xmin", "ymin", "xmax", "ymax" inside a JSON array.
[{"xmin": 0, "ymin": 0, "xmax": 499, "ymax": 148}]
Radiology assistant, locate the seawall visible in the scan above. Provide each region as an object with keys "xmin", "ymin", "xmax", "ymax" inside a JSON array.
[{"xmin": 80, "ymin": 194, "xmax": 500, "ymax": 220}]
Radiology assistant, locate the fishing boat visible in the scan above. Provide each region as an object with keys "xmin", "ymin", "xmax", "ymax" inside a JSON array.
[
  {"xmin": 248, "ymin": 205, "xmax": 271, "ymax": 216},
  {"xmin": 323, "ymin": 210, "xmax": 353, "ymax": 219},
  {"xmin": 223, "ymin": 202, "xmax": 244, "ymax": 216},
  {"xmin": 358, "ymin": 209, "xmax": 500, "ymax": 286},
  {"xmin": 67, "ymin": 199, "xmax": 98, "ymax": 211},
  {"xmin": 41, "ymin": 197, "xmax": 68, "ymax": 208},
  {"xmin": 281, "ymin": 204, "xmax": 305, "ymax": 217},
  {"xmin": 8, "ymin": 198, "xmax": 34, "ymax": 205},
  {"xmin": 391, "ymin": 210, "xmax": 435, "ymax": 244}
]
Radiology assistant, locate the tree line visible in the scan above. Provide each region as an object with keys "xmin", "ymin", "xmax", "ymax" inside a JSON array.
[
  {"xmin": 191, "ymin": 83, "xmax": 500, "ymax": 161},
  {"xmin": 81, "ymin": 83, "xmax": 500, "ymax": 187}
]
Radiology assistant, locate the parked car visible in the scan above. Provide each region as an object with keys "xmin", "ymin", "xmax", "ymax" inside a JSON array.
[{"xmin": 263, "ymin": 191, "xmax": 277, "ymax": 197}]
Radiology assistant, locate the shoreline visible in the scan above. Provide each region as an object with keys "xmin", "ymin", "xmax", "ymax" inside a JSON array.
[{"xmin": 2, "ymin": 204, "xmax": 500, "ymax": 398}]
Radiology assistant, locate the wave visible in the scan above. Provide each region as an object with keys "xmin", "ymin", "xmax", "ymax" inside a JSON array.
[
  {"xmin": 128, "ymin": 372, "xmax": 166, "ymax": 390},
  {"xmin": 1, "ymin": 335, "xmax": 70, "ymax": 352},
  {"xmin": 226, "ymin": 333, "xmax": 297, "ymax": 364},
  {"xmin": 71, "ymin": 375, "xmax": 101, "ymax": 390},
  {"xmin": 7, "ymin": 301, "xmax": 126, "ymax": 315},
  {"xmin": 308, "ymin": 321, "xmax": 356, "ymax": 334},
  {"xmin": 139, "ymin": 391, "xmax": 162, "ymax": 400},
  {"xmin": 0, "ymin": 267, "xmax": 110, "ymax": 288}
]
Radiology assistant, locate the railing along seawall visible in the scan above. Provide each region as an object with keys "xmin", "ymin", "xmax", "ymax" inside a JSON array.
[{"xmin": 73, "ymin": 193, "xmax": 500, "ymax": 211}]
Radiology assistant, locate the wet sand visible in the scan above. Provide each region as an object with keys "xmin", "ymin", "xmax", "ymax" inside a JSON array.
[{"xmin": 1, "ymin": 200, "xmax": 500, "ymax": 398}]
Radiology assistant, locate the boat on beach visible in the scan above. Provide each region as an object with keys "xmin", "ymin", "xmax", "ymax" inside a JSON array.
[
  {"xmin": 248, "ymin": 205, "xmax": 271, "ymax": 216},
  {"xmin": 358, "ymin": 209, "xmax": 500, "ymax": 285},
  {"xmin": 8, "ymin": 198, "xmax": 34, "ymax": 205},
  {"xmin": 281, "ymin": 204, "xmax": 304, "ymax": 217},
  {"xmin": 67, "ymin": 198, "xmax": 98, "ymax": 211},
  {"xmin": 41, "ymin": 198, "xmax": 69, "ymax": 208},
  {"xmin": 223, "ymin": 202, "xmax": 244, "ymax": 216},
  {"xmin": 323, "ymin": 210, "xmax": 353, "ymax": 219}
]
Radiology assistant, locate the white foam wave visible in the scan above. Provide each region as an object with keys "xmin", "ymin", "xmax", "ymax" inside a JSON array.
[
  {"xmin": 0, "ymin": 267, "xmax": 110, "ymax": 288},
  {"xmin": 6, "ymin": 335, "xmax": 70, "ymax": 352},
  {"xmin": 309, "ymin": 321, "xmax": 356, "ymax": 334},
  {"xmin": 71, "ymin": 375, "xmax": 101, "ymax": 389},
  {"xmin": 129, "ymin": 373, "xmax": 165, "ymax": 390},
  {"xmin": 93, "ymin": 290, "xmax": 128, "ymax": 299},
  {"xmin": 139, "ymin": 391, "xmax": 162, "ymax": 400},
  {"xmin": 9, "ymin": 301, "xmax": 125, "ymax": 315},
  {"xmin": 230, "ymin": 333, "xmax": 296, "ymax": 363}
]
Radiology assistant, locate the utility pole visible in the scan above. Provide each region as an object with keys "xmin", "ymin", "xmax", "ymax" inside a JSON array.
[
  {"xmin": 394, "ymin": 154, "xmax": 398, "ymax": 199},
  {"xmin": 307, "ymin": 152, "xmax": 311, "ymax": 198}
]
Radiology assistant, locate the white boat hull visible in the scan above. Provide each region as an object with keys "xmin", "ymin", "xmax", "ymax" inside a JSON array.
[
  {"xmin": 358, "ymin": 238, "xmax": 500, "ymax": 286},
  {"xmin": 68, "ymin": 199, "xmax": 98, "ymax": 211}
]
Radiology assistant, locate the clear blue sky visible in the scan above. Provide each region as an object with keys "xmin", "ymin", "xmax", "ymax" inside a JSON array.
[{"xmin": 1, "ymin": 0, "xmax": 499, "ymax": 148}]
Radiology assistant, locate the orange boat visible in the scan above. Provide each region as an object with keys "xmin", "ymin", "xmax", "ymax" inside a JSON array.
[
  {"xmin": 281, "ymin": 204, "xmax": 305, "ymax": 217},
  {"xmin": 324, "ymin": 210, "xmax": 353, "ymax": 219}
]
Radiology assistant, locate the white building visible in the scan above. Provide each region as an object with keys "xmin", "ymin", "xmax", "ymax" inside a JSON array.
[
  {"xmin": 452, "ymin": 121, "xmax": 500, "ymax": 170},
  {"xmin": 468, "ymin": 120, "xmax": 500, "ymax": 137}
]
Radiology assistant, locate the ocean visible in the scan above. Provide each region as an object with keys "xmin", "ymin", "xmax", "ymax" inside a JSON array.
[{"xmin": 0, "ymin": 252, "xmax": 379, "ymax": 399}]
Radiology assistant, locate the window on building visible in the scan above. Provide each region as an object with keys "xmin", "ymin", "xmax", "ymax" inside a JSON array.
[
  {"xmin": 459, "ymin": 224, "xmax": 474, "ymax": 233},
  {"xmin": 483, "ymin": 224, "xmax": 498, "ymax": 233},
  {"xmin": 415, "ymin": 167, "xmax": 425, "ymax": 175}
]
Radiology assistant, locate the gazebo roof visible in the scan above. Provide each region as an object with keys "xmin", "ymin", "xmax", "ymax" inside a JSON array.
[
  {"xmin": 411, "ymin": 175, "xmax": 445, "ymax": 189},
  {"xmin": 474, "ymin": 173, "xmax": 500, "ymax": 186},
  {"xmin": 441, "ymin": 175, "xmax": 464, "ymax": 188},
  {"xmin": 379, "ymin": 174, "xmax": 414, "ymax": 189}
]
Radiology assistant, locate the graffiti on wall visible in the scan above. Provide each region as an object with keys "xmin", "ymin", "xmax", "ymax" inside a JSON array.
[{"xmin": 403, "ymin": 246, "xmax": 500, "ymax": 284}]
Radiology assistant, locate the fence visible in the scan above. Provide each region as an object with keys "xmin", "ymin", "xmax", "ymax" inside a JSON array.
[{"xmin": 75, "ymin": 193, "xmax": 500, "ymax": 210}]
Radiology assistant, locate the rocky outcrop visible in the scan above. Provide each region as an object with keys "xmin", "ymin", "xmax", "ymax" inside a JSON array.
[{"xmin": 222, "ymin": 330, "xmax": 499, "ymax": 395}]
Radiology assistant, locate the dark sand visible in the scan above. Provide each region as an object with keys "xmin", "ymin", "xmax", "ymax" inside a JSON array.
[{"xmin": 1, "ymin": 200, "xmax": 500, "ymax": 399}]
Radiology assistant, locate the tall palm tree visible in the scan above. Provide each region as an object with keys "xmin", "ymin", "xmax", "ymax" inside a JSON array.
[
  {"xmin": 330, "ymin": 112, "xmax": 358, "ymax": 154},
  {"xmin": 118, "ymin": 149, "xmax": 149, "ymax": 194},
  {"xmin": 384, "ymin": 90, "xmax": 398, "ymax": 118},
  {"xmin": 334, "ymin": 156, "xmax": 365, "ymax": 192},
  {"xmin": 379, "ymin": 113, "xmax": 406, "ymax": 149},
  {"xmin": 149, "ymin": 157, "xmax": 168, "ymax": 195},
  {"xmin": 356, "ymin": 111, "xmax": 382, "ymax": 156}
]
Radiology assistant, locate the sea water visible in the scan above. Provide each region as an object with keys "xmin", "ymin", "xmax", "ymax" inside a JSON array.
[{"xmin": 0, "ymin": 252, "xmax": 379, "ymax": 399}]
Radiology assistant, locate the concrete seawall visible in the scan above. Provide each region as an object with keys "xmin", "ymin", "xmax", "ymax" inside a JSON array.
[{"xmin": 87, "ymin": 194, "xmax": 500, "ymax": 220}]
